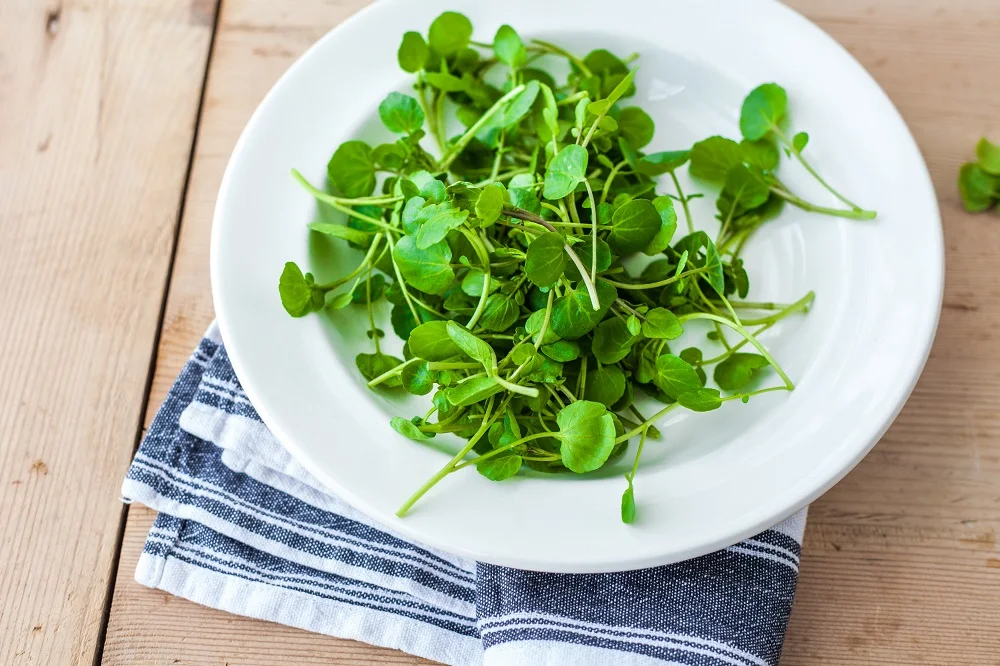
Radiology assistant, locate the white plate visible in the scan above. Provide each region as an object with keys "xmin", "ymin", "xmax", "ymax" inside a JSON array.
[{"xmin": 211, "ymin": 0, "xmax": 942, "ymax": 572}]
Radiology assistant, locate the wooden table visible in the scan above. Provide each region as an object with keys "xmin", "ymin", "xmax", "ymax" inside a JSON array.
[{"xmin": 3, "ymin": 0, "xmax": 998, "ymax": 663}]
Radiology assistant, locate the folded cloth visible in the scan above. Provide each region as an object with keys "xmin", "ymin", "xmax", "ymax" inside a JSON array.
[{"xmin": 122, "ymin": 323, "xmax": 806, "ymax": 666}]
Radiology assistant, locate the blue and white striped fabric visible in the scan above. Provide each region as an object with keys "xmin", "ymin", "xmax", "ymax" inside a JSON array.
[{"xmin": 122, "ymin": 324, "xmax": 806, "ymax": 666}]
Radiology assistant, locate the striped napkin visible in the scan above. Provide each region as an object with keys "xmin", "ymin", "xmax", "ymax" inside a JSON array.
[{"xmin": 122, "ymin": 323, "xmax": 806, "ymax": 665}]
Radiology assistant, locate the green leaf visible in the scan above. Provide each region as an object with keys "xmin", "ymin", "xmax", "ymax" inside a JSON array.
[
  {"xmin": 556, "ymin": 401, "xmax": 616, "ymax": 473},
  {"xmin": 583, "ymin": 363, "xmax": 626, "ymax": 408},
  {"xmin": 958, "ymin": 163, "xmax": 998, "ymax": 213},
  {"xmin": 510, "ymin": 343, "xmax": 536, "ymax": 365},
  {"xmin": 475, "ymin": 182, "xmax": 506, "ymax": 225},
  {"xmin": 637, "ymin": 150, "xmax": 690, "ymax": 176},
  {"xmin": 592, "ymin": 317, "xmax": 638, "ymax": 364},
  {"xmin": 703, "ymin": 238, "xmax": 725, "ymax": 294},
  {"xmin": 476, "ymin": 452, "xmax": 522, "ymax": 481},
  {"xmin": 448, "ymin": 376, "xmax": 503, "ymax": 406},
  {"xmin": 428, "ymin": 11, "xmax": 473, "ymax": 56},
  {"xmin": 307, "ymin": 222, "xmax": 373, "ymax": 246},
  {"xmin": 424, "ymin": 71, "xmax": 468, "ymax": 93},
  {"xmin": 525, "ymin": 232, "xmax": 568, "ymax": 287},
  {"xmin": 541, "ymin": 340, "xmax": 580, "ymax": 362},
  {"xmin": 461, "ymin": 269, "xmax": 488, "ymax": 297},
  {"xmin": 608, "ymin": 198, "xmax": 661, "ymax": 253},
  {"xmin": 604, "ymin": 69, "xmax": 637, "ymax": 107},
  {"xmin": 679, "ymin": 347, "xmax": 702, "ymax": 365},
  {"xmin": 618, "ymin": 107, "xmax": 654, "ymax": 149},
  {"xmin": 563, "ymin": 237, "xmax": 611, "ymax": 281},
  {"xmin": 550, "ymin": 280, "xmax": 617, "ymax": 340},
  {"xmin": 525, "ymin": 308, "xmax": 560, "ymax": 345},
  {"xmin": 446, "ymin": 321, "xmax": 497, "ymax": 373},
  {"xmin": 330, "ymin": 292, "xmax": 353, "ymax": 310},
  {"xmin": 689, "ymin": 136, "xmax": 742, "ymax": 182},
  {"xmin": 714, "ymin": 353, "xmax": 770, "ymax": 391},
  {"xmin": 327, "ymin": 140, "xmax": 375, "ymax": 198},
  {"xmin": 500, "ymin": 80, "xmax": 540, "ymax": 128},
  {"xmin": 356, "ymin": 352, "xmax": 403, "ymax": 387},
  {"xmin": 391, "ymin": 416, "xmax": 432, "ymax": 441},
  {"xmin": 393, "ymin": 236, "xmax": 454, "ymax": 294},
  {"xmin": 976, "ymin": 137, "xmax": 1000, "ymax": 176},
  {"xmin": 413, "ymin": 206, "xmax": 469, "ymax": 249},
  {"xmin": 408, "ymin": 321, "xmax": 462, "ymax": 360},
  {"xmin": 371, "ymin": 143, "xmax": 406, "ymax": 170},
  {"xmin": 420, "ymin": 178, "xmax": 447, "ymax": 204},
  {"xmin": 654, "ymin": 353, "xmax": 702, "ymax": 399},
  {"xmin": 626, "ymin": 314, "xmax": 641, "ymax": 336},
  {"xmin": 351, "ymin": 273, "xmax": 387, "ymax": 304},
  {"xmin": 278, "ymin": 262, "xmax": 314, "ymax": 317},
  {"xmin": 584, "ymin": 49, "xmax": 628, "ymax": 76},
  {"xmin": 480, "ymin": 293, "xmax": 520, "ymax": 332},
  {"xmin": 677, "ymin": 388, "xmax": 722, "ymax": 412},
  {"xmin": 792, "ymin": 131, "xmax": 809, "ymax": 153},
  {"xmin": 621, "ymin": 478, "xmax": 636, "ymax": 524},
  {"xmin": 741, "ymin": 139, "xmax": 780, "ymax": 171},
  {"xmin": 378, "ymin": 92, "xmax": 425, "ymax": 134},
  {"xmin": 641, "ymin": 308, "xmax": 683, "ymax": 339},
  {"xmin": 398, "ymin": 31, "xmax": 429, "ymax": 72},
  {"xmin": 543, "ymin": 144, "xmax": 588, "ymax": 200},
  {"xmin": 643, "ymin": 196, "xmax": 677, "ymax": 255},
  {"xmin": 401, "ymin": 360, "xmax": 435, "ymax": 395},
  {"xmin": 717, "ymin": 165, "xmax": 771, "ymax": 220},
  {"xmin": 740, "ymin": 83, "xmax": 788, "ymax": 141},
  {"xmin": 493, "ymin": 24, "xmax": 526, "ymax": 68}
]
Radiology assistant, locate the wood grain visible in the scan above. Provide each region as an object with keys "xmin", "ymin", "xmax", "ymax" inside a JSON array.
[
  {"xmin": 0, "ymin": 0, "xmax": 217, "ymax": 664},
  {"xmin": 100, "ymin": 0, "xmax": 1000, "ymax": 664}
]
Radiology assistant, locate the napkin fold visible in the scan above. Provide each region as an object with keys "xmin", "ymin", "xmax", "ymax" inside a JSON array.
[{"xmin": 122, "ymin": 323, "xmax": 805, "ymax": 665}]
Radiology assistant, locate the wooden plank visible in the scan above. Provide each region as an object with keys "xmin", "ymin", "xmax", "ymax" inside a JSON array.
[
  {"xmin": 102, "ymin": 0, "xmax": 1000, "ymax": 663},
  {"xmin": 0, "ymin": 0, "xmax": 218, "ymax": 664}
]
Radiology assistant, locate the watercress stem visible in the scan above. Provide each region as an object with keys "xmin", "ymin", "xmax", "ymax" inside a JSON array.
[
  {"xmin": 439, "ymin": 84, "xmax": 527, "ymax": 171},
  {"xmin": 678, "ymin": 312, "xmax": 795, "ymax": 390},
  {"xmin": 669, "ymin": 171, "xmax": 695, "ymax": 234}
]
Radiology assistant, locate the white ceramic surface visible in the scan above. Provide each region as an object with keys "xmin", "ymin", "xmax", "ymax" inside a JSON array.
[{"xmin": 211, "ymin": 0, "xmax": 943, "ymax": 572}]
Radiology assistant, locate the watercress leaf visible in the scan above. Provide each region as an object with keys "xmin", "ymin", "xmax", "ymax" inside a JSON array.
[
  {"xmin": 408, "ymin": 320, "xmax": 462, "ymax": 360},
  {"xmin": 393, "ymin": 235, "xmax": 454, "ymax": 294},
  {"xmin": 592, "ymin": 317, "xmax": 638, "ymax": 364},
  {"xmin": 958, "ymin": 162, "xmax": 1000, "ymax": 213},
  {"xmin": 543, "ymin": 144, "xmax": 588, "ymax": 200},
  {"xmin": 541, "ymin": 340, "xmax": 580, "ymax": 362},
  {"xmin": 654, "ymin": 353, "xmax": 702, "ymax": 399},
  {"xmin": 556, "ymin": 400, "xmax": 616, "ymax": 473},
  {"xmin": 391, "ymin": 416, "xmax": 432, "ymax": 441},
  {"xmin": 703, "ymin": 237, "xmax": 725, "ymax": 294},
  {"xmin": 351, "ymin": 273, "xmax": 387, "ymax": 304},
  {"xmin": 689, "ymin": 136, "xmax": 742, "ymax": 182},
  {"xmin": 509, "ymin": 184, "xmax": 541, "ymax": 215},
  {"xmin": 307, "ymin": 222, "xmax": 373, "ymax": 246},
  {"xmin": 976, "ymin": 137, "xmax": 1000, "ymax": 176},
  {"xmin": 621, "ymin": 477, "xmax": 636, "ymax": 524},
  {"xmin": 605, "ymin": 69, "xmax": 637, "ymax": 107},
  {"xmin": 677, "ymin": 387, "xmax": 723, "ymax": 412},
  {"xmin": 278, "ymin": 262, "xmax": 314, "ymax": 317},
  {"xmin": 501, "ymin": 80, "xmax": 541, "ymax": 128},
  {"xmin": 389, "ymin": 303, "xmax": 420, "ymax": 339},
  {"xmin": 641, "ymin": 308, "xmax": 683, "ymax": 339},
  {"xmin": 446, "ymin": 321, "xmax": 498, "ymax": 373},
  {"xmin": 584, "ymin": 49, "xmax": 628, "ymax": 76},
  {"xmin": 413, "ymin": 206, "xmax": 469, "ymax": 248},
  {"xmin": 610, "ymin": 379, "xmax": 635, "ymax": 413},
  {"xmin": 792, "ymin": 131, "xmax": 809, "ymax": 153},
  {"xmin": 356, "ymin": 352, "xmax": 403, "ymax": 386},
  {"xmin": 618, "ymin": 137, "xmax": 641, "ymax": 170},
  {"xmin": 327, "ymin": 140, "xmax": 375, "ymax": 198},
  {"xmin": 428, "ymin": 11, "xmax": 473, "ymax": 56},
  {"xmin": 424, "ymin": 71, "xmax": 468, "ymax": 93},
  {"xmin": 525, "ymin": 308, "xmax": 560, "ymax": 345},
  {"xmin": 679, "ymin": 347, "xmax": 702, "ymax": 365},
  {"xmin": 370, "ymin": 142, "xmax": 406, "ymax": 169},
  {"xmin": 401, "ymin": 360, "xmax": 435, "ymax": 395},
  {"xmin": 626, "ymin": 314, "xmax": 642, "ymax": 336},
  {"xmin": 608, "ymin": 198, "xmax": 661, "ymax": 253},
  {"xmin": 618, "ymin": 107, "xmax": 655, "ymax": 149},
  {"xmin": 525, "ymin": 232, "xmax": 568, "ymax": 287},
  {"xmin": 959, "ymin": 163, "xmax": 999, "ymax": 212},
  {"xmin": 475, "ymin": 182, "xmax": 506, "ymax": 225},
  {"xmin": 398, "ymin": 31, "xmax": 429, "ymax": 72},
  {"xmin": 402, "ymin": 196, "xmax": 427, "ymax": 234},
  {"xmin": 740, "ymin": 139, "xmax": 780, "ymax": 171},
  {"xmin": 476, "ymin": 452, "xmax": 522, "ymax": 481},
  {"xmin": 461, "ymin": 269, "xmax": 487, "ymax": 297},
  {"xmin": 493, "ymin": 24, "xmax": 526, "ymax": 68},
  {"xmin": 510, "ymin": 343, "xmax": 536, "ymax": 365},
  {"xmin": 637, "ymin": 150, "xmax": 690, "ymax": 176},
  {"xmin": 643, "ymin": 196, "xmax": 678, "ymax": 255},
  {"xmin": 420, "ymin": 178, "xmax": 447, "ymax": 204},
  {"xmin": 480, "ymin": 293, "xmax": 520, "ymax": 332},
  {"xmin": 583, "ymin": 363, "xmax": 626, "ymax": 408},
  {"xmin": 740, "ymin": 83, "xmax": 788, "ymax": 141},
  {"xmin": 563, "ymin": 237, "xmax": 612, "ymax": 281},
  {"xmin": 378, "ymin": 92, "xmax": 425, "ymax": 134},
  {"xmin": 329, "ymin": 291, "xmax": 352, "ymax": 310},
  {"xmin": 551, "ymin": 279, "xmax": 617, "ymax": 340},
  {"xmin": 714, "ymin": 353, "xmax": 770, "ymax": 391},
  {"xmin": 717, "ymin": 165, "xmax": 771, "ymax": 220},
  {"xmin": 448, "ymin": 376, "xmax": 503, "ymax": 407}
]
